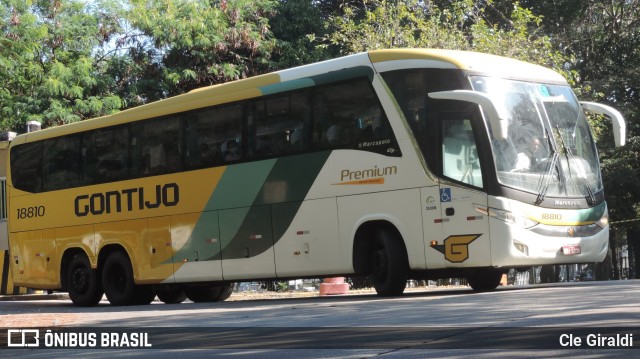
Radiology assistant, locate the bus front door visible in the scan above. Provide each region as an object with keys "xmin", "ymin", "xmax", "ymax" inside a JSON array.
[
  {"xmin": 438, "ymin": 185, "xmax": 490, "ymax": 267},
  {"xmin": 438, "ymin": 116, "xmax": 491, "ymax": 267}
]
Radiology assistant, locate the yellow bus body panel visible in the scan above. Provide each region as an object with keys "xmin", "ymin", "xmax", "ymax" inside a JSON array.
[{"xmin": 9, "ymin": 167, "xmax": 227, "ymax": 286}]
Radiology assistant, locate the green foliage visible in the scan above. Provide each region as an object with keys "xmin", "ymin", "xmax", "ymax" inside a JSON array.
[
  {"xmin": 320, "ymin": 0, "xmax": 467, "ymax": 53},
  {"xmin": 318, "ymin": 0, "xmax": 570, "ymax": 78},
  {"xmin": 121, "ymin": 0, "xmax": 277, "ymax": 97},
  {"xmin": 270, "ymin": 0, "xmax": 331, "ymax": 68},
  {"xmin": 0, "ymin": 0, "xmax": 123, "ymax": 130},
  {"xmin": 528, "ymin": 1, "xmax": 640, "ymax": 227}
]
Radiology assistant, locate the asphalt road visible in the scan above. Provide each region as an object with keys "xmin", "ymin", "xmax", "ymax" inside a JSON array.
[{"xmin": 1, "ymin": 280, "xmax": 639, "ymax": 358}]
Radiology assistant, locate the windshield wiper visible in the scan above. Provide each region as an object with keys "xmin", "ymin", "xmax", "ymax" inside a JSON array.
[
  {"xmin": 554, "ymin": 125, "xmax": 596, "ymax": 206},
  {"xmin": 535, "ymin": 151, "xmax": 558, "ymax": 206},
  {"xmin": 534, "ymin": 126, "xmax": 562, "ymax": 206}
]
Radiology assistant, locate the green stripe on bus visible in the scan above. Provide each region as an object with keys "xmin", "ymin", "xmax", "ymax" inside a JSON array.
[
  {"xmin": 205, "ymin": 159, "xmax": 277, "ymax": 211},
  {"xmin": 569, "ymin": 201, "xmax": 606, "ymax": 223},
  {"xmin": 189, "ymin": 151, "xmax": 331, "ymax": 262},
  {"xmin": 309, "ymin": 66, "xmax": 374, "ymax": 85},
  {"xmin": 260, "ymin": 78, "xmax": 315, "ymax": 95},
  {"xmin": 169, "ymin": 160, "xmax": 276, "ymax": 263},
  {"xmin": 216, "ymin": 151, "xmax": 332, "ymax": 260}
]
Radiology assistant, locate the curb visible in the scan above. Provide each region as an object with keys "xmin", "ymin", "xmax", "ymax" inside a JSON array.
[{"xmin": 0, "ymin": 293, "xmax": 68, "ymax": 302}]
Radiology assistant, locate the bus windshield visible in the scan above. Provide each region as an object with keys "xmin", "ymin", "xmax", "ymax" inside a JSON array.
[{"xmin": 470, "ymin": 76, "xmax": 602, "ymax": 200}]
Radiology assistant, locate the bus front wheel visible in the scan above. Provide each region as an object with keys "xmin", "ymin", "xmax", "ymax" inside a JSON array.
[
  {"xmin": 467, "ymin": 269, "xmax": 503, "ymax": 291},
  {"xmin": 370, "ymin": 230, "xmax": 408, "ymax": 296},
  {"xmin": 67, "ymin": 254, "xmax": 103, "ymax": 307}
]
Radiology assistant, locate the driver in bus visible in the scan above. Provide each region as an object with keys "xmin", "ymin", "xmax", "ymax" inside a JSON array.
[{"xmin": 514, "ymin": 137, "xmax": 541, "ymax": 171}]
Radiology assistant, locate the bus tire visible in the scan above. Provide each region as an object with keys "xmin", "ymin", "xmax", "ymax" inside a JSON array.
[
  {"xmin": 185, "ymin": 286, "xmax": 222, "ymax": 303},
  {"xmin": 370, "ymin": 230, "xmax": 408, "ymax": 296},
  {"xmin": 215, "ymin": 284, "xmax": 233, "ymax": 301},
  {"xmin": 156, "ymin": 288, "xmax": 187, "ymax": 304},
  {"xmin": 467, "ymin": 269, "xmax": 503, "ymax": 291},
  {"xmin": 102, "ymin": 251, "xmax": 136, "ymax": 306},
  {"xmin": 67, "ymin": 254, "xmax": 103, "ymax": 307},
  {"xmin": 132, "ymin": 285, "xmax": 156, "ymax": 305}
]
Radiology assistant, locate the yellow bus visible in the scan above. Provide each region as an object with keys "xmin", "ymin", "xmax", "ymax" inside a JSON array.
[{"xmin": 7, "ymin": 49, "xmax": 625, "ymax": 306}]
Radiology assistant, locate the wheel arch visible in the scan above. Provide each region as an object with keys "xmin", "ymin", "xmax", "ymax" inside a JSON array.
[
  {"xmin": 352, "ymin": 219, "xmax": 408, "ymax": 274},
  {"xmin": 98, "ymin": 244, "xmax": 129, "ymax": 268},
  {"xmin": 60, "ymin": 248, "xmax": 93, "ymax": 291}
]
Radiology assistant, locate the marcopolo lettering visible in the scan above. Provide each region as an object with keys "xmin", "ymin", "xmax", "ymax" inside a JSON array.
[{"xmin": 75, "ymin": 183, "xmax": 180, "ymax": 217}]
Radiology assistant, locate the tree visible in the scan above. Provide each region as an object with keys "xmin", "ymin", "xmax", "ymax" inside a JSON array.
[
  {"xmin": 522, "ymin": 0, "xmax": 640, "ymax": 278},
  {"xmin": 0, "ymin": 0, "xmax": 123, "ymax": 130},
  {"xmin": 116, "ymin": 0, "xmax": 277, "ymax": 99},
  {"xmin": 269, "ymin": 0, "xmax": 330, "ymax": 68},
  {"xmin": 317, "ymin": 0, "xmax": 570, "ymax": 77}
]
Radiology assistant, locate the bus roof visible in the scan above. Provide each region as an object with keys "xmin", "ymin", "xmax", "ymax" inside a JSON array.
[
  {"xmin": 368, "ymin": 48, "xmax": 567, "ymax": 84},
  {"xmin": 12, "ymin": 48, "xmax": 567, "ymax": 145}
]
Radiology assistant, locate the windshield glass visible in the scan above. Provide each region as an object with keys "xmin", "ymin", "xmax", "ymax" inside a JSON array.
[{"xmin": 470, "ymin": 76, "xmax": 602, "ymax": 199}]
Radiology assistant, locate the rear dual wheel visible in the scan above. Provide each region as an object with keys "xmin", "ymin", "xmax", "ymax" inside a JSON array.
[
  {"xmin": 102, "ymin": 251, "xmax": 155, "ymax": 306},
  {"xmin": 185, "ymin": 284, "xmax": 233, "ymax": 303},
  {"xmin": 67, "ymin": 254, "xmax": 103, "ymax": 307},
  {"xmin": 156, "ymin": 287, "xmax": 187, "ymax": 304}
]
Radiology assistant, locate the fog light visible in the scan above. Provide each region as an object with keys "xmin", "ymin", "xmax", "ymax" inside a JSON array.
[{"xmin": 514, "ymin": 242, "xmax": 529, "ymax": 256}]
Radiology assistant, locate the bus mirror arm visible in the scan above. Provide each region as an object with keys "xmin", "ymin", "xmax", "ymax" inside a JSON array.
[
  {"xmin": 428, "ymin": 90, "xmax": 509, "ymax": 140},
  {"xmin": 580, "ymin": 101, "xmax": 626, "ymax": 147}
]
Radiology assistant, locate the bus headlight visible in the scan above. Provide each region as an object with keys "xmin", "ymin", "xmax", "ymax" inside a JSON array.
[{"xmin": 596, "ymin": 212, "xmax": 609, "ymax": 229}]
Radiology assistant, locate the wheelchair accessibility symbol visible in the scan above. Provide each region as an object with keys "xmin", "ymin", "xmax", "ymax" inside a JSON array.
[{"xmin": 440, "ymin": 188, "xmax": 451, "ymax": 202}]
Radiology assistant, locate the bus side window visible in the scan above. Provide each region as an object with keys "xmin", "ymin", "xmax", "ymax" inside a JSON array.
[
  {"xmin": 186, "ymin": 109, "xmax": 223, "ymax": 169},
  {"xmin": 82, "ymin": 126, "xmax": 129, "ymax": 185},
  {"xmin": 130, "ymin": 116, "xmax": 182, "ymax": 177},
  {"xmin": 442, "ymin": 118, "xmax": 484, "ymax": 188},
  {"xmin": 312, "ymin": 78, "xmax": 392, "ymax": 154},
  {"xmin": 10, "ymin": 142, "xmax": 43, "ymax": 193},
  {"xmin": 254, "ymin": 91, "xmax": 307, "ymax": 159},
  {"xmin": 215, "ymin": 104, "xmax": 243, "ymax": 163},
  {"xmin": 42, "ymin": 135, "xmax": 81, "ymax": 191}
]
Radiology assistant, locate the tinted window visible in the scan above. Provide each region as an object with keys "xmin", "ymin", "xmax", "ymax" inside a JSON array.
[
  {"xmin": 10, "ymin": 76, "xmax": 400, "ymax": 193},
  {"xmin": 381, "ymin": 69, "xmax": 468, "ymax": 171},
  {"xmin": 312, "ymin": 79, "xmax": 398, "ymax": 156},
  {"xmin": 82, "ymin": 126, "xmax": 129, "ymax": 185},
  {"xmin": 42, "ymin": 135, "xmax": 81, "ymax": 191},
  {"xmin": 185, "ymin": 103, "xmax": 244, "ymax": 169},
  {"xmin": 253, "ymin": 91, "xmax": 309, "ymax": 159},
  {"xmin": 130, "ymin": 116, "xmax": 182, "ymax": 177},
  {"xmin": 10, "ymin": 142, "xmax": 43, "ymax": 193}
]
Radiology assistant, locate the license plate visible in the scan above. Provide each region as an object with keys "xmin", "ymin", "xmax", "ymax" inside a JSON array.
[{"xmin": 562, "ymin": 245, "xmax": 581, "ymax": 255}]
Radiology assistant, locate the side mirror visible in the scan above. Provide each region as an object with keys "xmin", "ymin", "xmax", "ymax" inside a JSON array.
[
  {"xmin": 580, "ymin": 102, "xmax": 626, "ymax": 147},
  {"xmin": 428, "ymin": 90, "xmax": 509, "ymax": 140}
]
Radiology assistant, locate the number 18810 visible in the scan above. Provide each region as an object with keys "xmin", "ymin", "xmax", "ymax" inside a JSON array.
[{"xmin": 17, "ymin": 206, "xmax": 45, "ymax": 219}]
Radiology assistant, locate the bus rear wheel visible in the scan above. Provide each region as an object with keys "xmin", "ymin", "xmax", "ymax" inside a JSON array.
[
  {"xmin": 185, "ymin": 284, "xmax": 233, "ymax": 302},
  {"xmin": 215, "ymin": 284, "xmax": 233, "ymax": 301},
  {"xmin": 102, "ymin": 251, "xmax": 136, "ymax": 306},
  {"xmin": 156, "ymin": 287, "xmax": 187, "ymax": 304},
  {"xmin": 132, "ymin": 285, "xmax": 156, "ymax": 305},
  {"xmin": 67, "ymin": 254, "xmax": 103, "ymax": 307},
  {"xmin": 467, "ymin": 269, "xmax": 503, "ymax": 291},
  {"xmin": 370, "ymin": 230, "xmax": 408, "ymax": 296}
]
